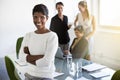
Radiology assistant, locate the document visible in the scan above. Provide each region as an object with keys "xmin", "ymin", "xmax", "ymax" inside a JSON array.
[
  {"xmin": 90, "ymin": 71, "xmax": 110, "ymax": 78},
  {"xmin": 53, "ymin": 72, "xmax": 64, "ymax": 78},
  {"xmin": 82, "ymin": 63, "xmax": 106, "ymax": 72}
]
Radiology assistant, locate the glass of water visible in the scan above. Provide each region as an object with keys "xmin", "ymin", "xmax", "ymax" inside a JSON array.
[
  {"xmin": 74, "ymin": 59, "xmax": 82, "ymax": 79},
  {"xmin": 67, "ymin": 53, "xmax": 72, "ymax": 71}
]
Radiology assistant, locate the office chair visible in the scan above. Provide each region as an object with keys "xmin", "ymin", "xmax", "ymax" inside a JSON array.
[
  {"xmin": 111, "ymin": 70, "xmax": 120, "ymax": 80},
  {"xmin": 5, "ymin": 56, "xmax": 20, "ymax": 80},
  {"xmin": 16, "ymin": 37, "xmax": 23, "ymax": 59}
]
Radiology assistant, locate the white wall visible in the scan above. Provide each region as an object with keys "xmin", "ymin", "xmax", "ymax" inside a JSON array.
[
  {"xmin": 0, "ymin": 0, "xmax": 55, "ymax": 57},
  {"xmin": 91, "ymin": 30, "xmax": 120, "ymax": 70}
]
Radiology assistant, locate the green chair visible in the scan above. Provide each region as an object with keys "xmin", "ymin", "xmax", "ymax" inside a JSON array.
[
  {"xmin": 5, "ymin": 37, "xmax": 23, "ymax": 80},
  {"xmin": 16, "ymin": 37, "xmax": 23, "ymax": 59},
  {"xmin": 5, "ymin": 56, "xmax": 20, "ymax": 80},
  {"xmin": 111, "ymin": 70, "xmax": 120, "ymax": 80}
]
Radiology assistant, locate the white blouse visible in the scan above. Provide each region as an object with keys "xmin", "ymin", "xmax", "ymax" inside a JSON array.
[
  {"xmin": 77, "ymin": 13, "xmax": 93, "ymax": 36},
  {"xmin": 19, "ymin": 31, "xmax": 58, "ymax": 79}
]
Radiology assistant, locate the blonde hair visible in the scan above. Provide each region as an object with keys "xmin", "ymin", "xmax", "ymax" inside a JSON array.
[{"xmin": 79, "ymin": 1, "xmax": 90, "ymax": 19}]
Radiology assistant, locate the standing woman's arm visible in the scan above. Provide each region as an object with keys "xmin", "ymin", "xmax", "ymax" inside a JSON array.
[
  {"xmin": 86, "ymin": 16, "xmax": 96, "ymax": 40},
  {"xmin": 74, "ymin": 14, "xmax": 79, "ymax": 27},
  {"xmin": 66, "ymin": 16, "xmax": 72, "ymax": 29}
]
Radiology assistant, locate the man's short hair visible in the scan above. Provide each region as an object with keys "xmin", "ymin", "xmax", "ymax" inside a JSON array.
[{"xmin": 56, "ymin": 2, "xmax": 64, "ymax": 8}]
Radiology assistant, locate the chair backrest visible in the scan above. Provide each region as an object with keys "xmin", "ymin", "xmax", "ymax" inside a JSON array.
[
  {"xmin": 16, "ymin": 37, "xmax": 23, "ymax": 59},
  {"xmin": 5, "ymin": 56, "xmax": 18, "ymax": 80},
  {"xmin": 111, "ymin": 70, "xmax": 120, "ymax": 80}
]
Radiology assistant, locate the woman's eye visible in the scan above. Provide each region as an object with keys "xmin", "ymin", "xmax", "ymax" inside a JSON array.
[
  {"xmin": 40, "ymin": 16, "xmax": 45, "ymax": 19},
  {"xmin": 34, "ymin": 16, "xmax": 37, "ymax": 19}
]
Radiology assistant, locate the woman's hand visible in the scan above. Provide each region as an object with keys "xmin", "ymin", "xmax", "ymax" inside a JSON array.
[
  {"xmin": 64, "ymin": 50, "xmax": 69, "ymax": 55},
  {"xmin": 24, "ymin": 46, "xmax": 30, "ymax": 55},
  {"xmin": 26, "ymin": 55, "xmax": 44, "ymax": 65},
  {"xmin": 24, "ymin": 46, "xmax": 44, "ymax": 65},
  {"xmin": 68, "ymin": 24, "xmax": 72, "ymax": 29}
]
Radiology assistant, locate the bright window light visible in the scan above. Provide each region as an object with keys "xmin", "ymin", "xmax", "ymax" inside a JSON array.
[{"xmin": 100, "ymin": 0, "xmax": 120, "ymax": 27}]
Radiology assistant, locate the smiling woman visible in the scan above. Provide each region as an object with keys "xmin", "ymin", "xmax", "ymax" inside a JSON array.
[
  {"xmin": 0, "ymin": 0, "xmax": 56, "ymax": 58},
  {"xmin": 19, "ymin": 4, "xmax": 58, "ymax": 80},
  {"xmin": 33, "ymin": 12, "xmax": 48, "ymax": 31},
  {"xmin": 32, "ymin": 4, "xmax": 49, "ymax": 34}
]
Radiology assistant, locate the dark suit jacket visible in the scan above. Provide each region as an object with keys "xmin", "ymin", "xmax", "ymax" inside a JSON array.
[{"xmin": 70, "ymin": 37, "xmax": 88, "ymax": 59}]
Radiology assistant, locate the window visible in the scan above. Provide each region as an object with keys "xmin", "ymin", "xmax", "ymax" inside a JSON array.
[{"xmin": 99, "ymin": 0, "xmax": 120, "ymax": 27}]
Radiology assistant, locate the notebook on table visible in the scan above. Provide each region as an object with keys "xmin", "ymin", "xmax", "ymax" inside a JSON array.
[{"xmin": 82, "ymin": 63, "xmax": 106, "ymax": 72}]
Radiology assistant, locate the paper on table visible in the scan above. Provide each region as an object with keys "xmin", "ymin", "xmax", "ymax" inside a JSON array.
[
  {"xmin": 53, "ymin": 72, "xmax": 64, "ymax": 78},
  {"xmin": 82, "ymin": 63, "xmax": 106, "ymax": 72},
  {"xmin": 65, "ymin": 76, "xmax": 90, "ymax": 80},
  {"xmin": 90, "ymin": 71, "xmax": 110, "ymax": 78}
]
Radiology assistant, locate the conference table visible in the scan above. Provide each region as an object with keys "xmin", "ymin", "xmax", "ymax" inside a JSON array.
[{"xmin": 7, "ymin": 54, "xmax": 115, "ymax": 80}]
